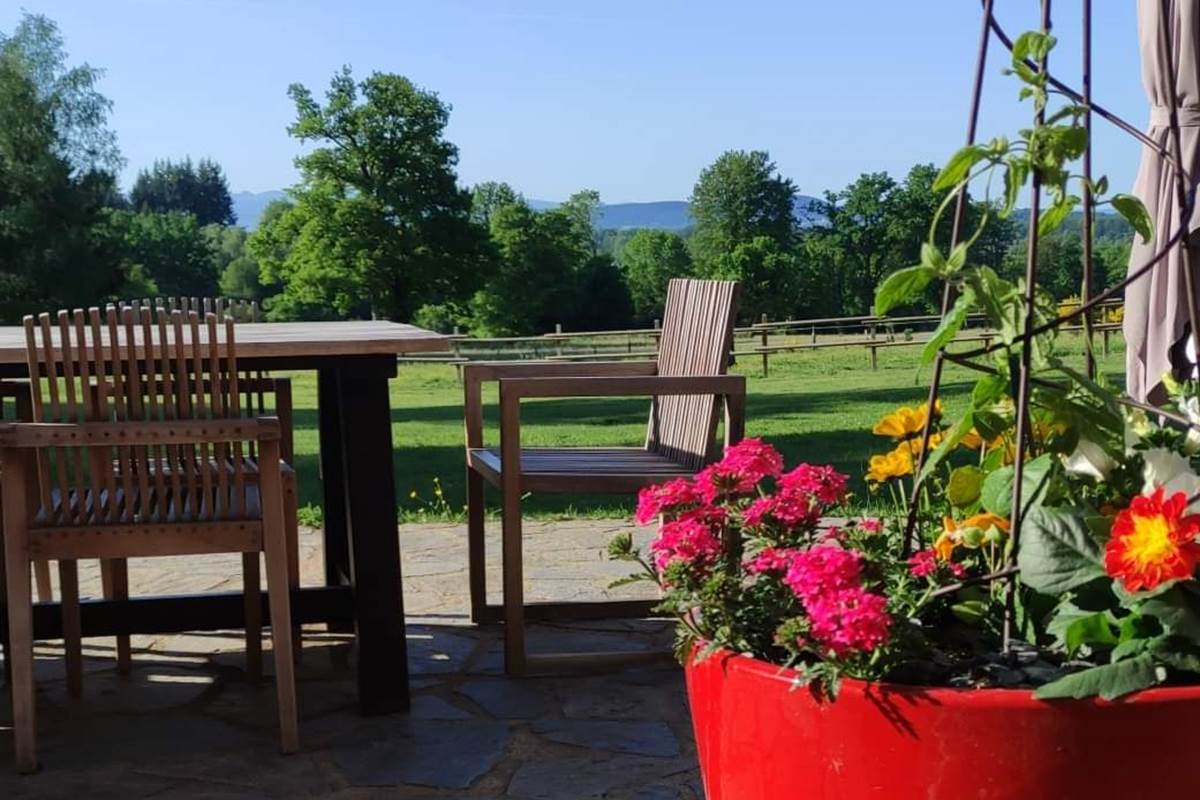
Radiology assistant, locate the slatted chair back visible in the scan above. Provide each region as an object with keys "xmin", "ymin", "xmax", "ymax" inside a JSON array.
[
  {"xmin": 22, "ymin": 306, "xmax": 253, "ymax": 526},
  {"xmin": 645, "ymin": 279, "xmax": 740, "ymax": 470}
]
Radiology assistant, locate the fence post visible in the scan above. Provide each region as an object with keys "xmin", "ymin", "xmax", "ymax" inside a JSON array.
[
  {"xmin": 1102, "ymin": 328, "xmax": 1110, "ymax": 356},
  {"xmin": 760, "ymin": 313, "xmax": 769, "ymax": 378},
  {"xmin": 811, "ymin": 325, "xmax": 817, "ymax": 345},
  {"xmin": 870, "ymin": 344, "xmax": 879, "ymax": 371},
  {"xmin": 653, "ymin": 319, "xmax": 661, "ymax": 351},
  {"xmin": 555, "ymin": 323, "xmax": 563, "ymax": 358}
]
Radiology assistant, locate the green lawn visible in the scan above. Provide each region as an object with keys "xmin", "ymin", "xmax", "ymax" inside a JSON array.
[{"xmin": 283, "ymin": 335, "xmax": 1126, "ymax": 523}]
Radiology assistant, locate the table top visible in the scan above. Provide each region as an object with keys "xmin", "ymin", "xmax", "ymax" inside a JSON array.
[{"xmin": 0, "ymin": 320, "xmax": 450, "ymax": 365}]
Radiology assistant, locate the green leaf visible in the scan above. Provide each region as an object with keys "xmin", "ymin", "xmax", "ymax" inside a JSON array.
[
  {"xmin": 1152, "ymin": 639, "xmax": 1200, "ymax": 674},
  {"xmin": 1064, "ymin": 613, "xmax": 1118, "ymax": 657},
  {"xmin": 1037, "ymin": 196, "xmax": 1079, "ymax": 238},
  {"xmin": 972, "ymin": 374, "xmax": 1007, "ymax": 409},
  {"xmin": 1012, "ymin": 30, "xmax": 1057, "ymax": 64},
  {"xmin": 607, "ymin": 574, "xmax": 649, "ymax": 589},
  {"xmin": 979, "ymin": 454, "xmax": 1053, "ymax": 518},
  {"xmin": 1140, "ymin": 586, "xmax": 1200, "ymax": 647},
  {"xmin": 934, "ymin": 145, "xmax": 986, "ymax": 192},
  {"xmin": 1001, "ymin": 157, "xmax": 1029, "ymax": 218},
  {"xmin": 916, "ymin": 411, "xmax": 974, "ymax": 486},
  {"xmin": 920, "ymin": 287, "xmax": 975, "ymax": 365},
  {"xmin": 1018, "ymin": 506, "xmax": 1106, "ymax": 595},
  {"xmin": 951, "ymin": 599, "xmax": 988, "ymax": 625},
  {"xmin": 874, "ymin": 265, "xmax": 936, "ymax": 316},
  {"xmin": 1035, "ymin": 654, "xmax": 1161, "ymax": 701},
  {"xmin": 1111, "ymin": 193, "xmax": 1153, "ymax": 244},
  {"xmin": 946, "ymin": 242, "xmax": 968, "ymax": 272},
  {"xmin": 947, "ymin": 466, "xmax": 985, "ymax": 508}
]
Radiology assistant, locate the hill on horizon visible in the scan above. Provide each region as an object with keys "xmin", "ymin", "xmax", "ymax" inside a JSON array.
[{"xmin": 231, "ymin": 190, "xmax": 823, "ymax": 231}]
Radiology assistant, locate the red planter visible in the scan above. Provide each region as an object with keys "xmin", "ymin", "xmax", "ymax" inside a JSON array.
[{"xmin": 685, "ymin": 648, "xmax": 1200, "ymax": 799}]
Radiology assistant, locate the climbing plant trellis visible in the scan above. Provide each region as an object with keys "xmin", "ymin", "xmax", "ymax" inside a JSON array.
[{"xmin": 899, "ymin": 0, "xmax": 1200, "ymax": 651}]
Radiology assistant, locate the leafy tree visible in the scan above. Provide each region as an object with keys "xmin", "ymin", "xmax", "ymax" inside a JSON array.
[
  {"xmin": 111, "ymin": 211, "xmax": 220, "ymax": 297},
  {"xmin": 263, "ymin": 67, "xmax": 489, "ymax": 320},
  {"xmin": 0, "ymin": 13, "xmax": 122, "ymax": 174},
  {"xmin": 0, "ymin": 15, "xmax": 137, "ymax": 321},
  {"xmin": 1095, "ymin": 238, "xmax": 1132, "ymax": 291},
  {"xmin": 618, "ymin": 229, "xmax": 693, "ymax": 322},
  {"xmin": 469, "ymin": 200, "xmax": 578, "ymax": 335},
  {"xmin": 130, "ymin": 158, "xmax": 236, "ymax": 226},
  {"xmin": 571, "ymin": 254, "xmax": 634, "ymax": 331},
  {"xmin": 689, "ymin": 151, "xmax": 797, "ymax": 319},
  {"xmin": 210, "ymin": 224, "xmax": 274, "ymax": 301},
  {"xmin": 689, "ymin": 150, "xmax": 796, "ymax": 269},
  {"xmin": 470, "ymin": 181, "xmax": 522, "ymax": 226}
]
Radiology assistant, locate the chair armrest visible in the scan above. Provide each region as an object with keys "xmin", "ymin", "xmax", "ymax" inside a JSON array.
[
  {"xmin": 463, "ymin": 361, "xmax": 658, "ymax": 448},
  {"xmin": 497, "ymin": 374, "xmax": 745, "ymax": 399},
  {"xmin": 0, "ymin": 417, "xmax": 281, "ymax": 448}
]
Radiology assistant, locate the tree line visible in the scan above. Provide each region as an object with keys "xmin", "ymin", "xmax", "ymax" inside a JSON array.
[{"xmin": 1, "ymin": 14, "xmax": 1134, "ymax": 332}]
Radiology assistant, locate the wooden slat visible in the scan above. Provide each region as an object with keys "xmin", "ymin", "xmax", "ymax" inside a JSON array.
[
  {"xmin": 30, "ymin": 521, "xmax": 262, "ymax": 559},
  {"xmin": 123, "ymin": 308, "xmax": 152, "ymax": 521}
]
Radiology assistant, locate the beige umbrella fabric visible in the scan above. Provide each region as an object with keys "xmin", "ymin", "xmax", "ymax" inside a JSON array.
[{"xmin": 1124, "ymin": 0, "xmax": 1200, "ymax": 402}]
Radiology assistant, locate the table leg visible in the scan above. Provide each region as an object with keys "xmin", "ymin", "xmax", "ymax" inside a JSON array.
[
  {"xmin": 331, "ymin": 357, "xmax": 410, "ymax": 714},
  {"xmin": 318, "ymin": 369, "xmax": 352, "ymax": 588}
]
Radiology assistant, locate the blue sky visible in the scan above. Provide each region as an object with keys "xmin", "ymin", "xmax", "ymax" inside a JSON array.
[{"xmin": 5, "ymin": 1, "xmax": 1147, "ymax": 202}]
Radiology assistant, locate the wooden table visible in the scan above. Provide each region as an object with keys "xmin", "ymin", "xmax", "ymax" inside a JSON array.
[{"xmin": 0, "ymin": 320, "xmax": 449, "ymax": 715}]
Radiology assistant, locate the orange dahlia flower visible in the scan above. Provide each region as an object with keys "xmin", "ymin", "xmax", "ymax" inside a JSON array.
[{"xmin": 1105, "ymin": 488, "xmax": 1200, "ymax": 593}]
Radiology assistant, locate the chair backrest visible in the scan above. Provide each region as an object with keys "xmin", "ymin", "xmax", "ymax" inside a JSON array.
[
  {"xmin": 23, "ymin": 306, "xmax": 252, "ymax": 526},
  {"xmin": 118, "ymin": 296, "xmax": 261, "ymax": 323},
  {"xmin": 645, "ymin": 279, "xmax": 740, "ymax": 470}
]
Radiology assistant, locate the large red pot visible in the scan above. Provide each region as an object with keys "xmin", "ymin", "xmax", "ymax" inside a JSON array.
[{"xmin": 685, "ymin": 648, "xmax": 1200, "ymax": 799}]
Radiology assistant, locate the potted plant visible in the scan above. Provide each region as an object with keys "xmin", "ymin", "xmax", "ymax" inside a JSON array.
[{"xmin": 608, "ymin": 26, "xmax": 1200, "ymax": 800}]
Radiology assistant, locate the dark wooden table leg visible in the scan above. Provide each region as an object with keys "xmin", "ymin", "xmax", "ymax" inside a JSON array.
[
  {"xmin": 335, "ymin": 356, "xmax": 410, "ymax": 714},
  {"xmin": 318, "ymin": 368, "xmax": 353, "ymax": 633}
]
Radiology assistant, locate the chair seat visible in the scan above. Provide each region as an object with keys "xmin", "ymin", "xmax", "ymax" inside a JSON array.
[
  {"xmin": 35, "ymin": 485, "xmax": 264, "ymax": 528},
  {"xmin": 468, "ymin": 447, "xmax": 694, "ymax": 493}
]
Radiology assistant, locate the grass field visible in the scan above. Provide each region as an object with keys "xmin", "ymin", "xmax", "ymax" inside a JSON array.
[{"xmin": 284, "ymin": 335, "xmax": 1127, "ymax": 523}]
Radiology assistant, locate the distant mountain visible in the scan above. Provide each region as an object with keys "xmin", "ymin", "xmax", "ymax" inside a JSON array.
[
  {"xmin": 231, "ymin": 190, "xmax": 287, "ymax": 229},
  {"xmin": 232, "ymin": 190, "xmax": 823, "ymax": 231}
]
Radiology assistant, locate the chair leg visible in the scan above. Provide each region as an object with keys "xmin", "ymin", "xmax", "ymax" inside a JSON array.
[
  {"xmin": 260, "ymin": 451, "xmax": 300, "ymax": 754},
  {"xmin": 0, "ymin": 542, "xmax": 10, "ymax": 687},
  {"xmin": 501, "ymin": 476, "xmax": 527, "ymax": 676},
  {"xmin": 467, "ymin": 469, "xmax": 486, "ymax": 623},
  {"xmin": 242, "ymin": 553, "xmax": 263, "ymax": 684},
  {"xmin": 32, "ymin": 560, "xmax": 51, "ymax": 603},
  {"xmin": 283, "ymin": 471, "xmax": 302, "ymax": 663},
  {"xmin": 100, "ymin": 558, "xmax": 132, "ymax": 675},
  {"xmin": 3, "ymin": 519, "xmax": 37, "ymax": 772},
  {"xmin": 58, "ymin": 560, "xmax": 83, "ymax": 697}
]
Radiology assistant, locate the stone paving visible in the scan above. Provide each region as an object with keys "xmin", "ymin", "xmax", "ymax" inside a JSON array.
[{"xmin": 0, "ymin": 520, "xmax": 701, "ymax": 799}]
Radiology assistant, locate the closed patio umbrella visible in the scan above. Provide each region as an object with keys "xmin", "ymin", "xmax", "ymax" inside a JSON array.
[{"xmin": 1124, "ymin": 0, "xmax": 1200, "ymax": 402}]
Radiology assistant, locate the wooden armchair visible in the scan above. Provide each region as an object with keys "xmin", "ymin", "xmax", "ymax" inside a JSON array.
[
  {"xmin": 464, "ymin": 279, "xmax": 744, "ymax": 675},
  {"xmin": 1, "ymin": 308, "xmax": 298, "ymax": 772}
]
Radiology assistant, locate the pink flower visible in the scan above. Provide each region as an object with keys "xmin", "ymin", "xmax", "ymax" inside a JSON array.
[
  {"xmin": 635, "ymin": 478, "xmax": 703, "ymax": 525},
  {"xmin": 697, "ymin": 438, "xmax": 784, "ymax": 501},
  {"xmin": 908, "ymin": 549, "xmax": 937, "ymax": 578},
  {"xmin": 783, "ymin": 546, "xmax": 862, "ymax": 604},
  {"xmin": 779, "ymin": 464, "xmax": 849, "ymax": 507},
  {"xmin": 858, "ymin": 518, "xmax": 883, "ymax": 535},
  {"xmin": 649, "ymin": 517, "xmax": 723, "ymax": 574},
  {"xmin": 745, "ymin": 547, "xmax": 798, "ymax": 575},
  {"xmin": 948, "ymin": 561, "xmax": 967, "ymax": 579},
  {"xmin": 742, "ymin": 487, "xmax": 821, "ymax": 531},
  {"xmin": 804, "ymin": 588, "xmax": 891, "ymax": 656}
]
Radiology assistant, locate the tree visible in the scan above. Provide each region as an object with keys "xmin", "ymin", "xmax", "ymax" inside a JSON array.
[
  {"xmin": 111, "ymin": 211, "xmax": 220, "ymax": 297},
  {"xmin": 211, "ymin": 224, "xmax": 274, "ymax": 301},
  {"xmin": 264, "ymin": 67, "xmax": 489, "ymax": 320},
  {"xmin": 571, "ymin": 254, "xmax": 634, "ymax": 331},
  {"xmin": 0, "ymin": 15, "xmax": 137, "ymax": 321},
  {"xmin": 689, "ymin": 151, "xmax": 797, "ymax": 319},
  {"xmin": 469, "ymin": 200, "xmax": 578, "ymax": 335},
  {"xmin": 0, "ymin": 13, "xmax": 122, "ymax": 174},
  {"xmin": 689, "ymin": 150, "xmax": 796, "ymax": 271},
  {"xmin": 619, "ymin": 229, "xmax": 693, "ymax": 322},
  {"xmin": 130, "ymin": 158, "xmax": 236, "ymax": 226},
  {"xmin": 470, "ymin": 181, "xmax": 522, "ymax": 226}
]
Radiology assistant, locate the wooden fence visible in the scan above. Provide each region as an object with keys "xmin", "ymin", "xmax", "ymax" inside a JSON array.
[{"xmin": 396, "ymin": 300, "xmax": 1125, "ymax": 377}]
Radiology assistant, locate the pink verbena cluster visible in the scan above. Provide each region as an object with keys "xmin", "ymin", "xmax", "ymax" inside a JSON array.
[
  {"xmin": 783, "ymin": 546, "xmax": 863, "ymax": 602},
  {"xmin": 635, "ymin": 478, "xmax": 703, "ymax": 525},
  {"xmin": 696, "ymin": 438, "xmax": 784, "ymax": 501},
  {"xmin": 774, "ymin": 545, "xmax": 891, "ymax": 657},
  {"xmin": 908, "ymin": 548, "xmax": 966, "ymax": 579},
  {"xmin": 648, "ymin": 516, "xmax": 723, "ymax": 573},
  {"xmin": 778, "ymin": 463, "xmax": 849, "ymax": 507}
]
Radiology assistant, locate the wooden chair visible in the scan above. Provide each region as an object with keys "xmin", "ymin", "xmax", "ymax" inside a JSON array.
[
  {"xmin": 464, "ymin": 279, "xmax": 745, "ymax": 675},
  {"xmin": 25, "ymin": 299, "xmax": 303, "ymax": 675},
  {"xmin": 0, "ymin": 307, "xmax": 298, "ymax": 772}
]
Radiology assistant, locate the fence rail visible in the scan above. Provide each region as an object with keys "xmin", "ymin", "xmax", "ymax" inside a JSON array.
[{"xmin": 402, "ymin": 301, "xmax": 1124, "ymax": 377}]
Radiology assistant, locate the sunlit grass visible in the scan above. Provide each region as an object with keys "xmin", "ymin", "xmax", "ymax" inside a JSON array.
[{"xmin": 281, "ymin": 333, "xmax": 1125, "ymax": 522}]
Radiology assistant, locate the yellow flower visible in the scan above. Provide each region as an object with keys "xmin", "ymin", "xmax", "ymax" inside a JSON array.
[
  {"xmin": 936, "ymin": 513, "xmax": 1011, "ymax": 560},
  {"xmin": 873, "ymin": 400, "xmax": 943, "ymax": 440},
  {"xmin": 865, "ymin": 446, "xmax": 914, "ymax": 485}
]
